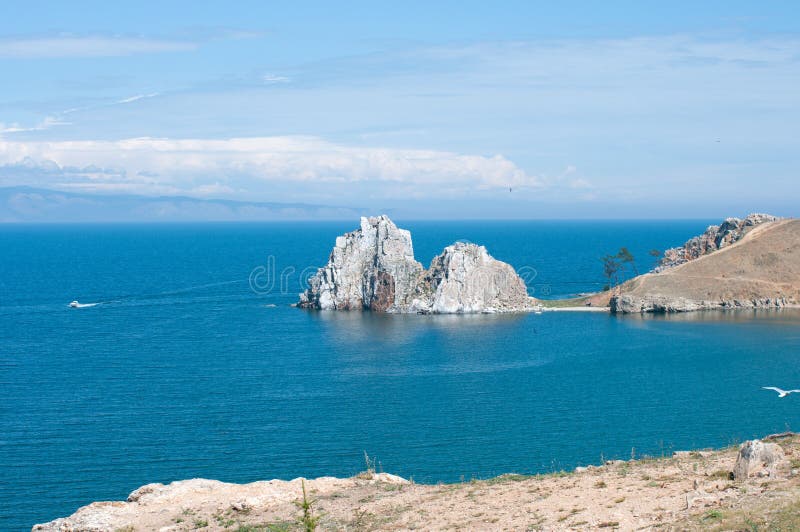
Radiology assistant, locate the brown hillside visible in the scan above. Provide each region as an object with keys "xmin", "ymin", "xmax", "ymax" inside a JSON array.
[{"xmin": 613, "ymin": 219, "xmax": 800, "ymax": 312}]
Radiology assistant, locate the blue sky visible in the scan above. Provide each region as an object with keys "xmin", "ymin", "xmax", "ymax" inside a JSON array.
[{"xmin": 1, "ymin": 1, "xmax": 799, "ymax": 218}]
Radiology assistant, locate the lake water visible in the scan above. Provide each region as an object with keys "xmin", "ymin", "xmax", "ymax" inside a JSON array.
[{"xmin": 2, "ymin": 221, "xmax": 800, "ymax": 530}]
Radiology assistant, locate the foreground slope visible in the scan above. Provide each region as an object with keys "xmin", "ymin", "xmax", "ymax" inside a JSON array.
[
  {"xmin": 612, "ymin": 218, "xmax": 800, "ymax": 313},
  {"xmin": 34, "ymin": 434, "xmax": 800, "ymax": 531}
]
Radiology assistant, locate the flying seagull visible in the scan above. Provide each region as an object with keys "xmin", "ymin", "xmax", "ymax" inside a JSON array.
[{"xmin": 762, "ymin": 386, "xmax": 800, "ymax": 398}]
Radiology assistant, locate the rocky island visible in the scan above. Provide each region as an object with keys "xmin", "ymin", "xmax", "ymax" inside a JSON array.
[{"xmin": 298, "ymin": 215, "xmax": 535, "ymax": 313}]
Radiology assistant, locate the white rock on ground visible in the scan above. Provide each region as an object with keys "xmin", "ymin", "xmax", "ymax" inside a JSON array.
[
  {"xmin": 32, "ymin": 474, "xmax": 409, "ymax": 532},
  {"xmin": 733, "ymin": 439, "xmax": 788, "ymax": 480}
]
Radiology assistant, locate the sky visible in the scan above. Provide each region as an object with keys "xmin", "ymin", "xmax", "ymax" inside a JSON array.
[{"xmin": 0, "ymin": 1, "xmax": 799, "ymax": 219}]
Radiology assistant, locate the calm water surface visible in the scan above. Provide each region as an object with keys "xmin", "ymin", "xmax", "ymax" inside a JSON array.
[{"xmin": 2, "ymin": 221, "xmax": 799, "ymax": 530}]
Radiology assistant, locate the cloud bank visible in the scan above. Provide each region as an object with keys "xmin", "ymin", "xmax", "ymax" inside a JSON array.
[
  {"xmin": 0, "ymin": 36, "xmax": 197, "ymax": 58},
  {"xmin": 0, "ymin": 136, "xmax": 540, "ymax": 200}
]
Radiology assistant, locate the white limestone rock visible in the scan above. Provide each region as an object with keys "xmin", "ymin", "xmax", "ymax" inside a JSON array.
[
  {"xmin": 733, "ymin": 439, "xmax": 787, "ymax": 481},
  {"xmin": 411, "ymin": 242, "xmax": 532, "ymax": 314},
  {"xmin": 33, "ymin": 475, "xmax": 410, "ymax": 531},
  {"xmin": 299, "ymin": 216, "xmax": 534, "ymax": 314},
  {"xmin": 298, "ymin": 215, "xmax": 424, "ymax": 311}
]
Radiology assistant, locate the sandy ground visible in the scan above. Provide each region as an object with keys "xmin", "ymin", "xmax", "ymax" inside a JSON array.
[{"xmin": 35, "ymin": 434, "xmax": 800, "ymax": 531}]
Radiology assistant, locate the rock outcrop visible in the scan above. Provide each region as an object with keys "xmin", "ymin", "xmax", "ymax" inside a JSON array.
[
  {"xmin": 33, "ymin": 474, "xmax": 409, "ymax": 532},
  {"xmin": 611, "ymin": 294, "xmax": 792, "ymax": 314},
  {"xmin": 733, "ymin": 439, "xmax": 788, "ymax": 480},
  {"xmin": 299, "ymin": 216, "xmax": 535, "ymax": 313},
  {"xmin": 298, "ymin": 215, "xmax": 423, "ymax": 311},
  {"xmin": 655, "ymin": 213, "xmax": 780, "ymax": 272},
  {"xmin": 409, "ymin": 242, "xmax": 532, "ymax": 313},
  {"xmin": 611, "ymin": 217, "xmax": 799, "ymax": 313}
]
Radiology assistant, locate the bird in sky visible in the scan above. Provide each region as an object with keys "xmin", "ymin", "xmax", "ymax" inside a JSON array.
[{"xmin": 762, "ymin": 386, "xmax": 800, "ymax": 398}]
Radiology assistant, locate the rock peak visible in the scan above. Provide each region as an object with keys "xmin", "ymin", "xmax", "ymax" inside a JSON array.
[
  {"xmin": 299, "ymin": 214, "xmax": 422, "ymax": 311},
  {"xmin": 362, "ymin": 214, "xmax": 392, "ymax": 225}
]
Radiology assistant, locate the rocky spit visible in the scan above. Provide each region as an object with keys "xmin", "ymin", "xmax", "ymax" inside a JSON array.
[
  {"xmin": 298, "ymin": 215, "xmax": 535, "ymax": 313},
  {"xmin": 34, "ymin": 434, "xmax": 800, "ymax": 531}
]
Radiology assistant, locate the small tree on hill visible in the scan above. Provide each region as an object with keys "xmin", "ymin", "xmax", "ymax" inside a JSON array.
[
  {"xmin": 616, "ymin": 247, "xmax": 638, "ymax": 275},
  {"xmin": 601, "ymin": 247, "xmax": 639, "ymax": 290},
  {"xmin": 649, "ymin": 248, "xmax": 662, "ymax": 268},
  {"xmin": 601, "ymin": 253, "xmax": 622, "ymax": 290}
]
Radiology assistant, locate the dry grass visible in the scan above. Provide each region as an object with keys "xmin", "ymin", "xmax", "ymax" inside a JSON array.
[
  {"xmin": 36, "ymin": 435, "xmax": 800, "ymax": 531},
  {"xmin": 619, "ymin": 219, "xmax": 800, "ymax": 305}
]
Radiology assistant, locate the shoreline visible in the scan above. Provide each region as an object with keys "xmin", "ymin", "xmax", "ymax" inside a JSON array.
[{"xmin": 34, "ymin": 433, "xmax": 800, "ymax": 531}]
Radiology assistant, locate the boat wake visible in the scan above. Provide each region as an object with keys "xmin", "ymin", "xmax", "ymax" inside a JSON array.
[
  {"xmin": 69, "ymin": 301, "xmax": 98, "ymax": 308},
  {"xmin": 67, "ymin": 279, "xmax": 249, "ymax": 310}
]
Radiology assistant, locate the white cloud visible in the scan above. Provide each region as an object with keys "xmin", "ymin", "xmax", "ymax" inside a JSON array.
[
  {"xmin": 117, "ymin": 93, "xmax": 160, "ymax": 104},
  {"xmin": 190, "ymin": 182, "xmax": 237, "ymax": 196},
  {"xmin": 262, "ymin": 74, "xmax": 290, "ymax": 84},
  {"xmin": 0, "ymin": 36, "xmax": 196, "ymax": 58},
  {"xmin": 569, "ymin": 178, "xmax": 593, "ymax": 189},
  {"xmin": 1, "ymin": 93, "xmax": 161, "ymax": 135},
  {"xmin": 0, "ymin": 116, "xmax": 70, "ymax": 133},
  {"xmin": 0, "ymin": 136, "xmax": 540, "ymax": 198}
]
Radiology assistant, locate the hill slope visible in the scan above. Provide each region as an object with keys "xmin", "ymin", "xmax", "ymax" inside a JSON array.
[{"xmin": 612, "ymin": 218, "xmax": 800, "ymax": 313}]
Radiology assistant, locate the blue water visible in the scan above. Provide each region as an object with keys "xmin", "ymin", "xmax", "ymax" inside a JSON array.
[{"xmin": 2, "ymin": 221, "xmax": 800, "ymax": 531}]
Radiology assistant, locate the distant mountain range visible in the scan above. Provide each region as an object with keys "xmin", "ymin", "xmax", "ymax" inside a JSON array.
[{"xmin": 0, "ymin": 187, "xmax": 368, "ymax": 222}]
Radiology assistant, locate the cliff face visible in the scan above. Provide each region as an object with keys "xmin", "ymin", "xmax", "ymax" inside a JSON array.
[
  {"xmin": 298, "ymin": 216, "xmax": 423, "ymax": 311},
  {"xmin": 299, "ymin": 216, "xmax": 534, "ymax": 313},
  {"xmin": 612, "ymin": 217, "xmax": 799, "ymax": 313}
]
